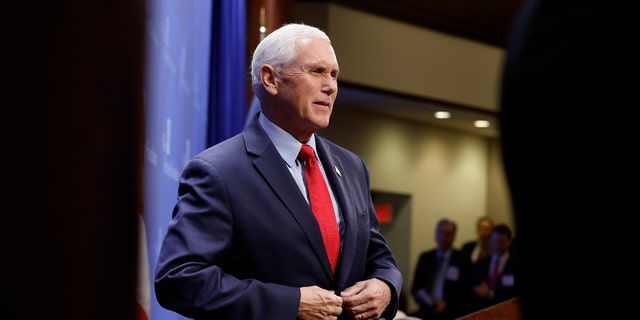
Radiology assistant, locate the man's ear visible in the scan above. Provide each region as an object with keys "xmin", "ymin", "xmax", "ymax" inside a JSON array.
[{"xmin": 260, "ymin": 65, "xmax": 278, "ymax": 92}]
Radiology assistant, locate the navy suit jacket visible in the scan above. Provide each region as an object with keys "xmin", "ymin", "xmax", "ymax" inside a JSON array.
[
  {"xmin": 155, "ymin": 113, "xmax": 402, "ymax": 319},
  {"xmin": 460, "ymin": 241, "xmax": 478, "ymax": 263}
]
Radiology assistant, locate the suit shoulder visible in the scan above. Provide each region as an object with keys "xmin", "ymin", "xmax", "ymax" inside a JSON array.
[
  {"xmin": 461, "ymin": 240, "xmax": 475, "ymax": 248},
  {"xmin": 192, "ymin": 133, "xmax": 245, "ymax": 163},
  {"xmin": 418, "ymin": 249, "xmax": 438, "ymax": 258}
]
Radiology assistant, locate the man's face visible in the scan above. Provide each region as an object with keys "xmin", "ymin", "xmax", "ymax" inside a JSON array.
[
  {"xmin": 436, "ymin": 223, "xmax": 456, "ymax": 250},
  {"xmin": 274, "ymin": 37, "xmax": 339, "ymax": 141},
  {"xmin": 477, "ymin": 220, "xmax": 493, "ymax": 241},
  {"xmin": 491, "ymin": 232, "xmax": 511, "ymax": 255}
]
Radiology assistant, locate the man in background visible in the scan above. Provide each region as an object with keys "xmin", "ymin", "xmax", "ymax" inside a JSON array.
[
  {"xmin": 467, "ymin": 224, "xmax": 517, "ymax": 312},
  {"xmin": 461, "ymin": 216, "xmax": 494, "ymax": 264},
  {"xmin": 411, "ymin": 219, "xmax": 471, "ymax": 319}
]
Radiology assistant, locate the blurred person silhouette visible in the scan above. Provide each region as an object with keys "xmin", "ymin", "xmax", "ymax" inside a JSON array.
[
  {"xmin": 500, "ymin": 0, "xmax": 639, "ymax": 319},
  {"xmin": 411, "ymin": 219, "xmax": 472, "ymax": 320},
  {"xmin": 154, "ymin": 23, "xmax": 402, "ymax": 320},
  {"xmin": 467, "ymin": 224, "xmax": 517, "ymax": 312},
  {"xmin": 460, "ymin": 216, "xmax": 494, "ymax": 264}
]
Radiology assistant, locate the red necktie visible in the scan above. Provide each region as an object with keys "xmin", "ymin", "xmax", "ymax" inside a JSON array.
[
  {"xmin": 299, "ymin": 144, "xmax": 340, "ymax": 273},
  {"xmin": 490, "ymin": 259, "xmax": 500, "ymax": 289}
]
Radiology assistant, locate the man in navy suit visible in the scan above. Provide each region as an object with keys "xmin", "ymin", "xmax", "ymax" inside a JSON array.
[
  {"xmin": 154, "ymin": 23, "xmax": 402, "ymax": 320},
  {"xmin": 467, "ymin": 224, "xmax": 517, "ymax": 312},
  {"xmin": 411, "ymin": 219, "xmax": 472, "ymax": 320}
]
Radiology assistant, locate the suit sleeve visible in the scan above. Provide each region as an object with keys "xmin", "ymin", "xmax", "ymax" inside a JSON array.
[{"xmin": 154, "ymin": 158, "xmax": 300, "ymax": 320}]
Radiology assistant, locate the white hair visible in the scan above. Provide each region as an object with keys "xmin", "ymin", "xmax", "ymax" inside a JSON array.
[{"xmin": 250, "ymin": 23, "xmax": 331, "ymax": 101}]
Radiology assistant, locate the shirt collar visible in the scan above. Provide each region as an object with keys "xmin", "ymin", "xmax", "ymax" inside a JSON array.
[{"xmin": 258, "ymin": 113, "xmax": 316, "ymax": 168}]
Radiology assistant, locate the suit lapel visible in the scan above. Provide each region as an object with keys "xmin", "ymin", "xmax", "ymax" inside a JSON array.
[
  {"xmin": 315, "ymin": 138, "xmax": 359, "ymax": 286},
  {"xmin": 244, "ymin": 118, "xmax": 335, "ymax": 278}
]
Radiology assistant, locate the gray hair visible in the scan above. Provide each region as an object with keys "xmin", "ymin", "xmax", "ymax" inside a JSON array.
[{"xmin": 250, "ymin": 23, "xmax": 331, "ymax": 101}]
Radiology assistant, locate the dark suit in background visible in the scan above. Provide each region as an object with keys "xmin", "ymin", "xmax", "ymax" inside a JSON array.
[
  {"xmin": 411, "ymin": 249, "xmax": 471, "ymax": 319},
  {"xmin": 500, "ymin": 0, "xmax": 640, "ymax": 319},
  {"xmin": 460, "ymin": 242, "xmax": 478, "ymax": 264},
  {"xmin": 467, "ymin": 254, "xmax": 517, "ymax": 312}
]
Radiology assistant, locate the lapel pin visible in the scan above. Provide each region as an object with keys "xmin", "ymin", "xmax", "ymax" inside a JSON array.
[{"xmin": 335, "ymin": 166, "xmax": 341, "ymax": 177}]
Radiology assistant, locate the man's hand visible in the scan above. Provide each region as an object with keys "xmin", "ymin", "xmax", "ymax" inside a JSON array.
[
  {"xmin": 473, "ymin": 281, "xmax": 492, "ymax": 299},
  {"xmin": 341, "ymin": 279, "xmax": 391, "ymax": 320},
  {"xmin": 299, "ymin": 285, "xmax": 343, "ymax": 320}
]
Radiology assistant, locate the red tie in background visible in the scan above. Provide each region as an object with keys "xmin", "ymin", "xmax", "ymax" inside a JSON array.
[
  {"xmin": 299, "ymin": 144, "xmax": 340, "ymax": 273},
  {"xmin": 490, "ymin": 259, "xmax": 500, "ymax": 290}
]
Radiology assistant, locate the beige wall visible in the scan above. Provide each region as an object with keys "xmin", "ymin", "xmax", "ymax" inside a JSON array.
[
  {"xmin": 295, "ymin": 3, "xmax": 513, "ymax": 314},
  {"xmin": 295, "ymin": 3, "xmax": 504, "ymax": 111},
  {"xmin": 321, "ymin": 108, "xmax": 513, "ymax": 313}
]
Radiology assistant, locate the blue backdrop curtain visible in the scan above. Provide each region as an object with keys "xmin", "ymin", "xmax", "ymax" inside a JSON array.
[
  {"xmin": 209, "ymin": 0, "xmax": 247, "ymax": 146},
  {"xmin": 143, "ymin": 1, "xmax": 247, "ymax": 319}
]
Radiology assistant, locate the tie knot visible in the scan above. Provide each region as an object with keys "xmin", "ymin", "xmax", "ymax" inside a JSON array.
[{"xmin": 298, "ymin": 144, "xmax": 315, "ymax": 161}]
